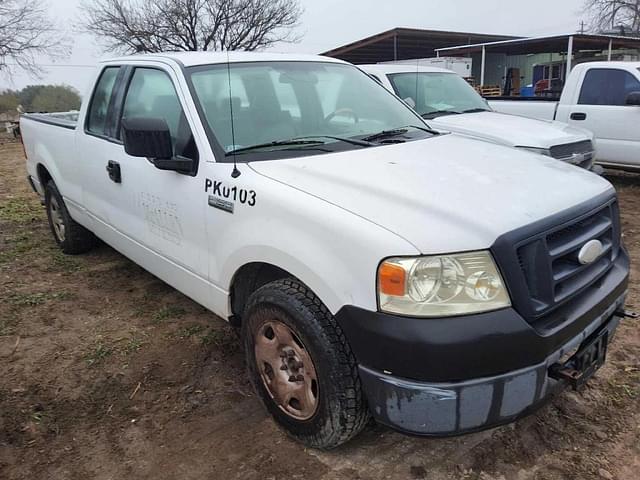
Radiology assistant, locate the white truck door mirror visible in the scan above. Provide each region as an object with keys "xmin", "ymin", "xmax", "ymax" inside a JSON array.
[
  {"xmin": 121, "ymin": 116, "xmax": 173, "ymax": 159},
  {"xmin": 121, "ymin": 117, "xmax": 195, "ymax": 175}
]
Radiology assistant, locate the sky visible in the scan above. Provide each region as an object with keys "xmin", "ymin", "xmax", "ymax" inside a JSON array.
[{"xmin": 1, "ymin": 0, "xmax": 589, "ymax": 95}]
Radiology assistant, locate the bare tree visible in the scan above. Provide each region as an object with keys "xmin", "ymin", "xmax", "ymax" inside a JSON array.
[
  {"xmin": 0, "ymin": 0, "xmax": 68, "ymax": 76},
  {"xmin": 81, "ymin": 0, "xmax": 303, "ymax": 53},
  {"xmin": 584, "ymin": 0, "xmax": 640, "ymax": 34}
]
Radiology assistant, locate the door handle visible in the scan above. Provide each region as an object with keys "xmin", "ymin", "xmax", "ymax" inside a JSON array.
[
  {"xmin": 570, "ymin": 112, "xmax": 587, "ymax": 121},
  {"xmin": 106, "ymin": 160, "xmax": 121, "ymax": 183}
]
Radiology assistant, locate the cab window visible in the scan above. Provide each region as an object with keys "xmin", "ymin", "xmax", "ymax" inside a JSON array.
[
  {"xmin": 120, "ymin": 68, "xmax": 198, "ymax": 161},
  {"xmin": 578, "ymin": 68, "xmax": 640, "ymax": 106},
  {"xmin": 86, "ymin": 67, "xmax": 120, "ymax": 136}
]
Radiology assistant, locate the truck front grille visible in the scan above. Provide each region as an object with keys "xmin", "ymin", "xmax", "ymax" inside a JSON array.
[
  {"xmin": 550, "ymin": 140, "xmax": 594, "ymax": 168},
  {"xmin": 514, "ymin": 198, "xmax": 619, "ymax": 321}
]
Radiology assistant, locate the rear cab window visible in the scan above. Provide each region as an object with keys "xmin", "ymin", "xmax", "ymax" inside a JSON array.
[
  {"xmin": 86, "ymin": 66, "xmax": 121, "ymax": 136},
  {"xmin": 578, "ymin": 68, "xmax": 640, "ymax": 106}
]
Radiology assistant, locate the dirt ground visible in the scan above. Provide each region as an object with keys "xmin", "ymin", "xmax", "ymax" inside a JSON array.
[{"xmin": 0, "ymin": 139, "xmax": 639, "ymax": 480}]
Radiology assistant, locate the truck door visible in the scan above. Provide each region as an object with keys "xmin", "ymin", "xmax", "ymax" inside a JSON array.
[
  {"xmin": 78, "ymin": 64, "xmax": 212, "ymax": 306},
  {"xmin": 565, "ymin": 67, "xmax": 640, "ymax": 167},
  {"xmin": 78, "ymin": 65, "xmax": 127, "ymax": 229}
]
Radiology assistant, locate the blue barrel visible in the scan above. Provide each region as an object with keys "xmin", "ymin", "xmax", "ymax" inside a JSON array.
[{"xmin": 520, "ymin": 86, "xmax": 535, "ymax": 97}]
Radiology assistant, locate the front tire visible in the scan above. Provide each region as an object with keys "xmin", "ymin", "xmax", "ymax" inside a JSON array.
[
  {"xmin": 45, "ymin": 180, "xmax": 96, "ymax": 254},
  {"xmin": 243, "ymin": 279, "xmax": 369, "ymax": 449}
]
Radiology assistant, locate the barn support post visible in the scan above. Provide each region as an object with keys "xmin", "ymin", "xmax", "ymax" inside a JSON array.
[
  {"xmin": 480, "ymin": 45, "xmax": 486, "ymax": 86},
  {"xmin": 394, "ymin": 33, "xmax": 398, "ymax": 61},
  {"xmin": 567, "ymin": 35, "xmax": 574, "ymax": 73}
]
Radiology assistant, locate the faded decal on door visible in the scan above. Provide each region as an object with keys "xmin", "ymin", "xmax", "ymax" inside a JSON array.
[{"xmin": 139, "ymin": 192, "xmax": 183, "ymax": 245}]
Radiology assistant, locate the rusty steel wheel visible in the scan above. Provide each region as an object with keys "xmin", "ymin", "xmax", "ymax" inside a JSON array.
[
  {"xmin": 244, "ymin": 279, "xmax": 369, "ymax": 448},
  {"xmin": 254, "ymin": 319, "xmax": 319, "ymax": 420}
]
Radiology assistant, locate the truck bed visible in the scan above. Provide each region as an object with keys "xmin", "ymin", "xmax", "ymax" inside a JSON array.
[
  {"xmin": 21, "ymin": 111, "xmax": 79, "ymax": 130},
  {"xmin": 20, "ymin": 111, "xmax": 82, "ymax": 206}
]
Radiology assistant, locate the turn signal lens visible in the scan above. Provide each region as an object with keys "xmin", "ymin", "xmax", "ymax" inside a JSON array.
[{"xmin": 378, "ymin": 262, "xmax": 406, "ymax": 297}]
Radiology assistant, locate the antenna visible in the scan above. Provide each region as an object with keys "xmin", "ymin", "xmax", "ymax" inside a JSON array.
[
  {"xmin": 226, "ymin": 50, "xmax": 241, "ymax": 178},
  {"xmin": 415, "ymin": 57, "xmax": 420, "ymax": 111}
]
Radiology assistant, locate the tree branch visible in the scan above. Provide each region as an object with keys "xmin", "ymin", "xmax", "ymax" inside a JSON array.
[
  {"xmin": 0, "ymin": 0, "xmax": 70, "ymax": 77},
  {"xmin": 81, "ymin": 0, "xmax": 303, "ymax": 53}
]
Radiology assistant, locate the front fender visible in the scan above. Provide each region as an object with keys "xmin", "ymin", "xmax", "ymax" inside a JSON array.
[
  {"xmin": 221, "ymin": 241, "xmax": 360, "ymax": 316},
  {"xmin": 209, "ymin": 177, "xmax": 419, "ymax": 316}
]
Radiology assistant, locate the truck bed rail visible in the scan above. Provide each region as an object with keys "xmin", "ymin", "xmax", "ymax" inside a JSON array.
[
  {"xmin": 21, "ymin": 112, "xmax": 78, "ymax": 130},
  {"xmin": 485, "ymin": 96, "xmax": 560, "ymax": 102}
]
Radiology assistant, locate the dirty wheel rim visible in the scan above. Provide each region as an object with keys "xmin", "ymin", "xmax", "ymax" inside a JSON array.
[
  {"xmin": 49, "ymin": 196, "xmax": 65, "ymax": 242},
  {"xmin": 254, "ymin": 319, "xmax": 319, "ymax": 420}
]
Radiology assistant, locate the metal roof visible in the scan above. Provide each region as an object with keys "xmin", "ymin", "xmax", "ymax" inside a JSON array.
[
  {"xmin": 361, "ymin": 64, "xmax": 455, "ymax": 75},
  {"xmin": 436, "ymin": 33, "xmax": 640, "ymax": 56},
  {"xmin": 103, "ymin": 51, "xmax": 348, "ymax": 67},
  {"xmin": 322, "ymin": 28, "xmax": 519, "ymax": 64}
]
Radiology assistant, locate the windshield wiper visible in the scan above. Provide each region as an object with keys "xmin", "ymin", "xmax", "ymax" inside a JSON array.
[
  {"xmin": 420, "ymin": 110, "xmax": 461, "ymax": 119},
  {"xmin": 362, "ymin": 124, "xmax": 439, "ymax": 143},
  {"xmin": 407, "ymin": 124, "xmax": 440, "ymax": 135},
  {"xmin": 361, "ymin": 128, "xmax": 408, "ymax": 142},
  {"xmin": 461, "ymin": 108, "xmax": 490, "ymax": 113},
  {"xmin": 227, "ymin": 139, "xmax": 328, "ymax": 155},
  {"xmin": 293, "ymin": 135, "xmax": 375, "ymax": 147},
  {"xmin": 227, "ymin": 135, "xmax": 374, "ymax": 155}
]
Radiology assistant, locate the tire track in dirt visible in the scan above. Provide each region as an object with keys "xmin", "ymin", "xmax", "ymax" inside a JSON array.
[{"xmin": 1, "ymin": 140, "xmax": 639, "ymax": 479}]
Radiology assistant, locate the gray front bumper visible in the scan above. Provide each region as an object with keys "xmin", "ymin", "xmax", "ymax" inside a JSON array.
[{"xmin": 360, "ymin": 294, "xmax": 625, "ymax": 436}]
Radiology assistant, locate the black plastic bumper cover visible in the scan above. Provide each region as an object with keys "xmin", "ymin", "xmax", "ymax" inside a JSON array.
[
  {"xmin": 334, "ymin": 251, "xmax": 629, "ymax": 436},
  {"xmin": 358, "ymin": 312, "xmax": 621, "ymax": 436}
]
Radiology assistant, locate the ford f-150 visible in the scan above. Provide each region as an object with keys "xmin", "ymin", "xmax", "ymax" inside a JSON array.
[{"xmin": 20, "ymin": 52, "xmax": 632, "ymax": 449}]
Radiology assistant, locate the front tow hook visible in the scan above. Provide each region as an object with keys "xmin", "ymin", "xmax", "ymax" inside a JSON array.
[{"xmin": 615, "ymin": 309, "xmax": 638, "ymax": 319}]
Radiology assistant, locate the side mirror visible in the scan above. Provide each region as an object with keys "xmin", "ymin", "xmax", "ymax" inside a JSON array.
[
  {"xmin": 625, "ymin": 91, "xmax": 640, "ymax": 106},
  {"xmin": 122, "ymin": 117, "xmax": 173, "ymax": 159},
  {"xmin": 121, "ymin": 117, "xmax": 195, "ymax": 174}
]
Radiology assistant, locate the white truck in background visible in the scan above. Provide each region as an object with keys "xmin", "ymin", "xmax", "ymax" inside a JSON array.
[
  {"xmin": 379, "ymin": 57, "xmax": 473, "ymax": 78},
  {"xmin": 20, "ymin": 52, "xmax": 632, "ymax": 449},
  {"xmin": 363, "ymin": 64, "xmax": 598, "ymax": 170},
  {"xmin": 489, "ymin": 62, "xmax": 640, "ymax": 170}
]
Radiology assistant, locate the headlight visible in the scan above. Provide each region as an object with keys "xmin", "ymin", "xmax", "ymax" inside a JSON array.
[
  {"xmin": 517, "ymin": 146, "xmax": 552, "ymax": 157},
  {"xmin": 377, "ymin": 251, "xmax": 510, "ymax": 317}
]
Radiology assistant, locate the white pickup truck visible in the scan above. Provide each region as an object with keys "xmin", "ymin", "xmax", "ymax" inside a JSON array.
[
  {"xmin": 489, "ymin": 62, "xmax": 640, "ymax": 170},
  {"xmin": 363, "ymin": 64, "xmax": 597, "ymax": 170},
  {"xmin": 20, "ymin": 52, "xmax": 632, "ymax": 449}
]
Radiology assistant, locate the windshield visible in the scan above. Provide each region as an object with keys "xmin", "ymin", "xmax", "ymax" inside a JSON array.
[
  {"xmin": 187, "ymin": 62, "xmax": 430, "ymax": 160},
  {"xmin": 388, "ymin": 72, "xmax": 490, "ymax": 118}
]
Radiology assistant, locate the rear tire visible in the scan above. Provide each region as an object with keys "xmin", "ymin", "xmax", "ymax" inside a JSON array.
[
  {"xmin": 243, "ymin": 278, "xmax": 369, "ymax": 449},
  {"xmin": 44, "ymin": 180, "xmax": 96, "ymax": 254}
]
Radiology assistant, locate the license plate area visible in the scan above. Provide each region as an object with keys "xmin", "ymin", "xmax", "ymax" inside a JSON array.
[{"xmin": 549, "ymin": 327, "xmax": 609, "ymax": 390}]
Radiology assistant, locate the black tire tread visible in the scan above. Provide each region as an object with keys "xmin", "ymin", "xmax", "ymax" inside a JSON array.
[
  {"xmin": 45, "ymin": 180, "xmax": 96, "ymax": 255},
  {"xmin": 245, "ymin": 278, "xmax": 369, "ymax": 449}
]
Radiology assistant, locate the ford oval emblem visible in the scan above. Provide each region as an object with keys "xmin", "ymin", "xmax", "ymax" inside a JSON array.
[{"xmin": 578, "ymin": 239, "xmax": 603, "ymax": 265}]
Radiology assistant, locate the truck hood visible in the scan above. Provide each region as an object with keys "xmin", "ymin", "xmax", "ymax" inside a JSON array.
[
  {"xmin": 430, "ymin": 111, "xmax": 592, "ymax": 149},
  {"xmin": 249, "ymin": 134, "xmax": 613, "ymax": 254}
]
